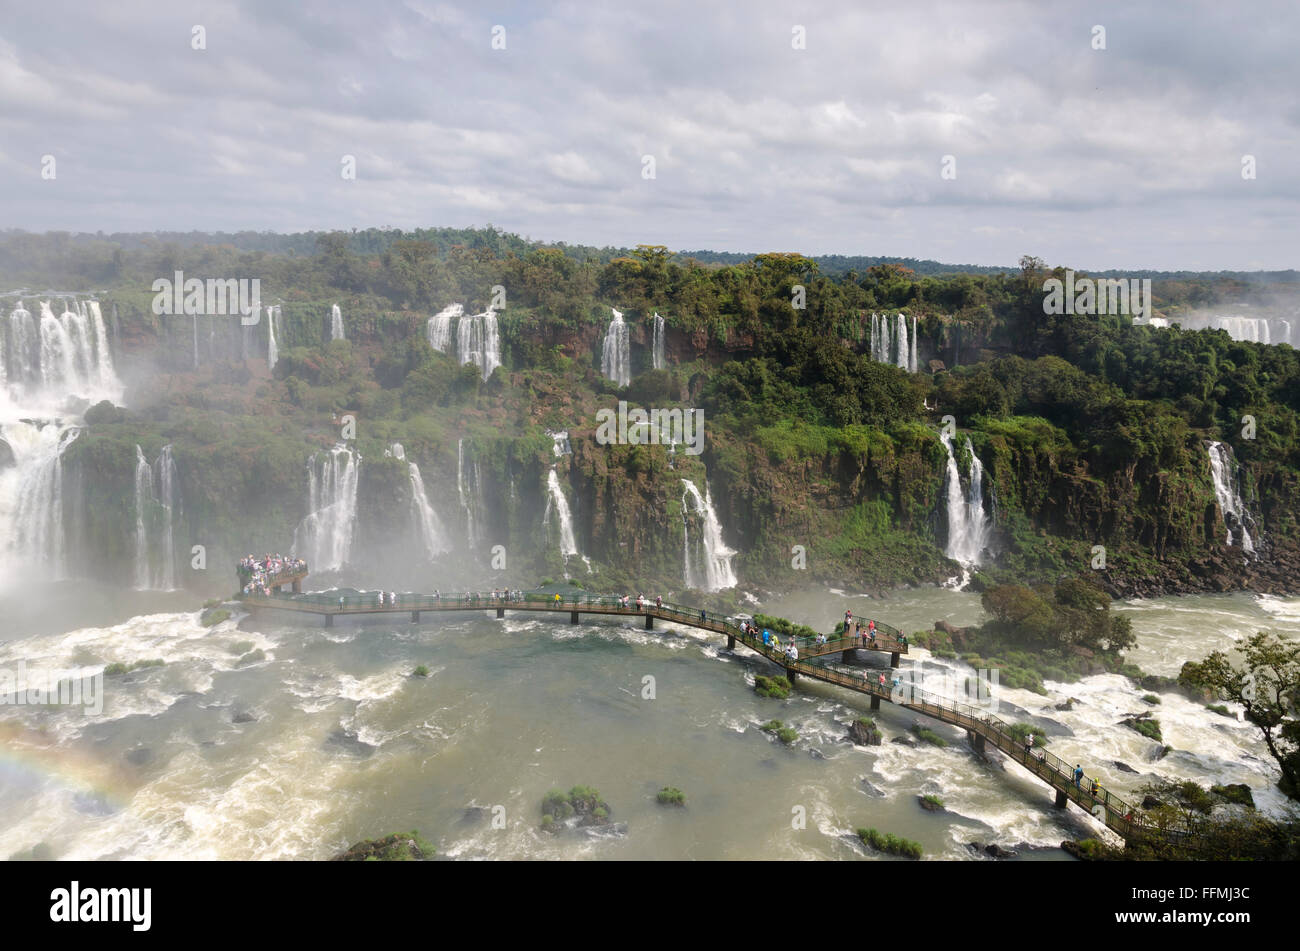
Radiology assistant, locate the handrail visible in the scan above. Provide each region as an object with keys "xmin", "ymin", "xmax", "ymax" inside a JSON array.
[{"xmin": 234, "ymin": 582, "xmax": 1201, "ymax": 846}]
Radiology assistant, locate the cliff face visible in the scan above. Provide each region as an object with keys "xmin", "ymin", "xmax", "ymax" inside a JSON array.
[{"xmin": 53, "ymin": 296, "xmax": 1300, "ymax": 600}]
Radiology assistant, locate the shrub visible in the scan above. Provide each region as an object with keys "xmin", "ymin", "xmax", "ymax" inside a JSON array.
[
  {"xmin": 754, "ymin": 675, "xmax": 792, "ymax": 699},
  {"xmin": 413, "ymin": 665, "xmax": 429, "ymax": 677},
  {"xmin": 657, "ymin": 787, "xmax": 686, "ymax": 806},
  {"xmin": 1126, "ymin": 718, "xmax": 1163, "ymax": 742},
  {"xmin": 912, "ymin": 724, "xmax": 948, "ymax": 747},
  {"xmin": 1142, "ymin": 694, "xmax": 1161, "ymax": 705},
  {"xmin": 228, "ymin": 640, "xmax": 255, "ymax": 655},
  {"xmin": 920, "ymin": 794, "xmax": 945, "ymax": 810},
  {"xmin": 857, "ymin": 827, "xmax": 922, "ymax": 859},
  {"xmin": 761, "ymin": 720, "xmax": 798, "ymax": 745},
  {"xmin": 1207, "ymin": 704, "xmax": 1232, "ymax": 717},
  {"xmin": 200, "ymin": 607, "xmax": 231, "ymax": 627},
  {"xmin": 1004, "ymin": 723, "xmax": 1047, "ymax": 747}
]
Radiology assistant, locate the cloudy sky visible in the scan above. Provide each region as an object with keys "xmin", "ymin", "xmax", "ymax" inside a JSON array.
[{"xmin": 1, "ymin": 0, "xmax": 1296, "ymax": 270}]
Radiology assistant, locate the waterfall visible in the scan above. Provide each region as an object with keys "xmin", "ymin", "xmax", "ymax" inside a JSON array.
[
  {"xmin": 1207, "ymin": 441, "xmax": 1255, "ymax": 553},
  {"xmin": 1172, "ymin": 312, "xmax": 1297, "ymax": 346},
  {"xmin": 292, "ymin": 444, "xmax": 361, "ymax": 573},
  {"xmin": 548, "ymin": 430, "xmax": 572, "ymax": 456},
  {"xmin": 3, "ymin": 298, "xmax": 121, "ymax": 409},
  {"xmin": 426, "ymin": 304, "xmax": 463, "ymax": 353},
  {"xmin": 601, "ymin": 307, "xmax": 631, "ymax": 387},
  {"xmin": 456, "ymin": 438, "xmax": 485, "ymax": 550},
  {"xmin": 132, "ymin": 445, "xmax": 179, "ymax": 590},
  {"xmin": 544, "ymin": 468, "xmax": 587, "ymax": 573},
  {"xmin": 133, "ymin": 446, "xmax": 153, "ymax": 590},
  {"xmin": 388, "ymin": 443, "xmax": 450, "ymax": 560},
  {"xmin": 331, "ymin": 304, "xmax": 346, "ymax": 341},
  {"xmin": 456, "ymin": 309, "xmax": 501, "ymax": 381},
  {"xmin": 895, "ymin": 313, "xmax": 909, "ymax": 371},
  {"xmin": 267, "ymin": 304, "xmax": 280, "ymax": 370},
  {"xmin": 681, "ymin": 478, "xmax": 737, "ymax": 591},
  {"xmin": 1, "ymin": 423, "xmax": 77, "ymax": 581},
  {"xmin": 940, "ymin": 432, "xmax": 992, "ymax": 570},
  {"xmin": 651, "ymin": 312, "xmax": 666, "ymax": 370},
  {"xmin": 910, "ymin": 314, "xmax": 918, "ymax": 373}
]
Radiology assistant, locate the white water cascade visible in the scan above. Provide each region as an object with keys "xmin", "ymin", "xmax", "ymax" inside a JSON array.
[
  {"xmin": 133, "ymin": 444, "xmax": 180, "ymax": 590},
  {"xmin": 267, "ymin": 304, "xmax": 280, "ymax": 370},
  {"xmin": 651, "ymin": 312, "xmax": 666, "ymax": 370},
  {"xmin": 681, "ymin": 478, "xmax": 737, "ymax": 591},
  {"xmin": 544, "ymin": 468, "xmax": 588, "ymax": 574},
  {"xmin": 940, "ymin": 432, "xmax": 992, "ymax": 573},
  {"xmin": 1, "ymin": 296, "xmax": 123, "ymax": 589},
  {"xmin": 868, "ymin": 312, "xmax": 918, "ymax": 373},
  {"xmin": 1207, "ymin": 441, "xmax": 1256, "ymax": 554},
  {"xmin": 388, "ymin": 443, "xmax": 450, "ymax": 560},
  {"xmin": 331, "ymin": 304, "xmax": 346, "ymax": 341},
  {"xmin": 601, "ymin": 307, "xmax": 631, "ymax": 387},
  {"xmin": 548, "ymin": 430, "xmax": 572, "ymax": 457},
  {"xmin": 292, "ymin": 444, "xmax": 361, "ymax": 573},
  {"xmin": 457, "ymin": 310, "xmax": 502, "ymax": 381},
  {"xmin": 0, "ymin": 422, "xmax": 78, "ymax": 583},
  {"xmin": 1172, "ymin": 312, "xmax": 1295, "ymax": 347},
  {"xmin": 457, "ymin": 438, "xmax": 485, "ymax": 551},
  {"xmin": 426, "ymin": 304, "xmax": 463, "ymax": 353}
]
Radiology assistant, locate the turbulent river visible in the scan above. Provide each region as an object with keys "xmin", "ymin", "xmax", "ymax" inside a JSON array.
[{"xmin": 0, "ymin": 584, "xmax": 1297, "ymax": 860}]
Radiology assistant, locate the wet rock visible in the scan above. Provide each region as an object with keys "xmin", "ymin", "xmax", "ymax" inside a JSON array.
[
  {"xmin": 232, "ymin": 711, "xmax": 256, "ymax": 724},
  {"xmin": 462, "ymin": 806, "xmax": 489, "ymax": 823},
  {"xmin": 859, "ymin": 778, "xmax": 887, "ymax": 798},
  {"xmin": 332, "ymin": 833, "xmax": 432, "ymax": 861},
  {"xmin": 984, "ymin": 843, "xmax": 1016, "ymax": 858},
  {"xmin": 918, "ymin": 795, "xmax": 944, "ymax": 812},
  {"xmin": 808, "ymin": 747, "xmax": 826, "ymax": 760},
  {"xmin": 1055, "ymin": 698, "xmax": 1078, "ymax": 711},
  {"xmin": 891, "ymin": 735, "xmax": 917, "ymax": 747},
  {"xmin": 125, "ymin": 746, "xmax": 153, "ymax": 766},
  {"xmin": 1141, "ymin": 794, "xmax": 1163, "ymax": 810},
  {"xmin": 1112, "ymin": 761, "xmax": 1138, "ymax": 774},
  {"xmin": 847, "ymin": 718, "xmax": 883, "ymax": 746},
  {"xmin": 325, "ymin": 728, "xmax": 377, "ymax": 758}
]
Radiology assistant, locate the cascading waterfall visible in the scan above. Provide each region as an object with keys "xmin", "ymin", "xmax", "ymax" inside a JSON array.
[
  {"xmin": 1172, "ymin": 312, "xmax": 1295, "ymax": 347},
  {"xmin": 2, "ymin": 423, "xmax": 78, "ymax": 581},
  {"xmin": 601, "ymin": 307, "xmax": 631, "ymax": 387},
  {"xmin": 388, "ymin": 443, "xmax": 450, "ymax": 560},
  {"xmin": 910, "ymin": 314, "xmax": 918, "ymax": 373},
  {"xmin": 544, "ymin": 468, "xmax": 587, "ymax": 573},
  {"xmin": 426, "ymin": 304, "xmax": 463, "ymax": 353},
  {"xmin": 456, "ymin": 438, "xmax": 484, "ymax": 551},
  {"xmin": 457, "ymin": 310, "xmax": 502, "ymax": 381},
  {"xmin": 292, "ymin": 444, "xmax": 361, "ymax": 573},
  {"xmin": 940, "ymin": 432, "xmax": 992, "ymax": 571},
  {"xmin": 548, "ymin": 430, "xmax": 572, "ymax": 457},
  {"xmin": 680, "ymin": 478, "xmax": 737, "ymax": 591},
  {"xmin": 651, "ymin": 312, "xmax": 666, "ymax": 370},
  {"xmin": 331, "ymin": 304, "xmax": 346, "ymax": 341},
  {"xmin": 132, "ymin": 445, "xmax": 180, "ymax": 590},
  {"xmin": 1207, "ymin": 441, "xmax": 1256, "ymax": 553},
  {"xmin": 267, "ymin": 304, "xmax": 280, "ymax": 370},
  {"xmin": 868, "ymin": 312, "xmax": 919, "ymax": 372}
]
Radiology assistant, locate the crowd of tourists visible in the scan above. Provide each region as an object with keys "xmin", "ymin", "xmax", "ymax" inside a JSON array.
[{"xmin": 238, "ymin": 553, "xmax": 306, "ymax": 595}]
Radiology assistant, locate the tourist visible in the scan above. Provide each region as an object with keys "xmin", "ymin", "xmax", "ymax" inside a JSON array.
[
  {"xmin": 789, "ymin": 644, "xmax": 798, "ymax": 662},
  {"xmin": 1073, "ymin": 765, "xmax": 1083, "ymax": 789},
  {"xmin": 655, "ymin": 595, "xmax": 663, "ymax": 609},
  {"xmin": 699, "ymin": 609, "xmax": 706, "ymax": 624},
  {"xmin": 1090, "ymin": 779, "xmax": 1100, "ymax": 798},
  {"xmin": 1024, "ymin": 734, "xmax": 1034, "ymax": 755},
  {"xmin": 878, "ymin": 672, "xmax": 886, "ymax": 688},
  {"xmin": 762, "ymin": 629, "xmax": 771, "ymax": 646}
]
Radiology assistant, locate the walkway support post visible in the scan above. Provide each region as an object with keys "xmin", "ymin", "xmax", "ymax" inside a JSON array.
[
  {"xmin": 890, "ymin": 652, "xmax": 900, "ymax": 668},
  {"xmin": 292, "ymin": 579, "xmax": 301, "ymax": 593},
  {"xmin": 411, "ymin": 611, "xmax": 420, "ymax": 623},
  {"xmin": 786, "ymin": 666, "xmax": 797, "ymax": 684},
  {"xmin": 324, "ymin": 614, "xmax": 333, "ymax": 628},
  {"xmin": 496, "ymin": 607, "xmax": 505, "ymax": 619},
  {"xmin": 727, "ymin": 634, "xmax": 735, "ymax": 650},
  {"xmin": 1055, "ymin": 789, "xmax": 1068, "ymax": 809},
  {"xmin": 969, "ymin": 731, "xmax": 986, "ymax": 755},
  {"xmin": 570, "ymin": 611, "xmax": 580, "ymax": 624},
  {"xmin": 870, "ymin": 694, "xmax": 880, "ymax": 711},
  {"xmin": 645, "ymin": 614, "xmax": 654, "ymax": 630}
]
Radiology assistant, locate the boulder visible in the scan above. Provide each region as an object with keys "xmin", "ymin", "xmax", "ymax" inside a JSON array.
[
  {"xmin": 1141, "ymin": 794, "xmax": 1163, "ymax": 810},
  {"xmin": 848, "ymin": 718, "xmax": 883, "ymax": 746},
  {"xmin": 918, "ymin": 795, "xmax": 944, "ymax": 812},
  {"xmin": 984, "ymin": 843, "xmax": 1016, "ymax": 858},
  {"xmin": 1112, "ymin": 761, "xmax": 1138, "ymax": 774},
  {"xmin": 232, "ymin": 711, "xmax": 256, "ymax": 724}
]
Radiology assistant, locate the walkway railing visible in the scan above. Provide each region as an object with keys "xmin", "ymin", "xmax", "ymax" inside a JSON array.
[{"xmin": 235, "ymin": 581, "xmax": 1201, "ymax": 846}]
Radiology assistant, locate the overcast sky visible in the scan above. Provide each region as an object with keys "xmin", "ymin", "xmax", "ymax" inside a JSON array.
[{"xmin": 1, "ymin": 1, "xmax": 1296, "ymax": 270}]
